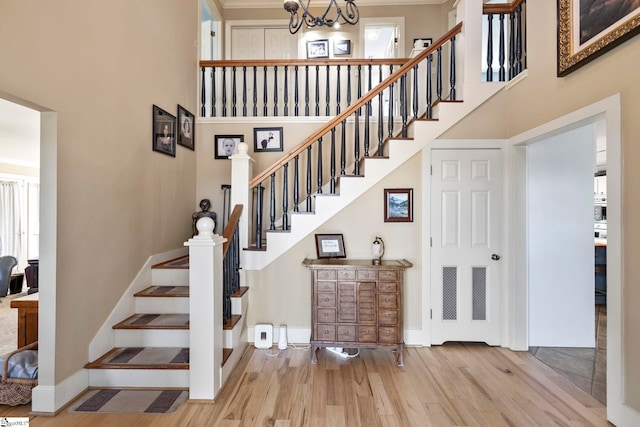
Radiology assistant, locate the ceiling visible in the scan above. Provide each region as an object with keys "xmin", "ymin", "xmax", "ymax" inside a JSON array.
[
  {"xmin": 0, "ymin": 98, "xmax": 40, "ymax": 169},
  {"xmin": 220, "ymin": 0, "xmax": 449, "ymax": 8}
]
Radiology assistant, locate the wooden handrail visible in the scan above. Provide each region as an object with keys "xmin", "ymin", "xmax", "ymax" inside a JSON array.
[
  {"xmin": 222, "ymin": 204, "xmax": 243, "ymax": 256},
  {"xmin": 249, "ymin": 22, "xmax": 463, "ymax": 188},
  {"xmin": 483, "ymin": 0, "xmax": 525, "ymax": 14},
  {"xmin": 200, "ymin": 58, "xmax": 410, "ymax": 68}
]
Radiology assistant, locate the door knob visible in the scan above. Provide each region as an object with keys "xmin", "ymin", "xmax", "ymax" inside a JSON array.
[{"xmin": 491, "ymin": 254, "xmax": 501, "ymax": 261}]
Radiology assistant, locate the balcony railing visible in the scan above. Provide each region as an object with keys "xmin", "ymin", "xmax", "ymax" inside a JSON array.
[{"xmin": 482, "ymin": 0, "xmax": 527, "ymax": 81}]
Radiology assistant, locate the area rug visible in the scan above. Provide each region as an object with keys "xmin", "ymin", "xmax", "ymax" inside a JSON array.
[
  {"xmin": 0, "ymin": 291, "xmax": 28, "ymax": 355},
  {"xmin": 68, "ymin": 389, "xmax": 188, "ymax": 415}
]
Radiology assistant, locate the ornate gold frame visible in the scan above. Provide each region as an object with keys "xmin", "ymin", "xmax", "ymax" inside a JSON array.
[{"xmin": 558, "ymin": 0, "xmax": 640, "ymax": 76}]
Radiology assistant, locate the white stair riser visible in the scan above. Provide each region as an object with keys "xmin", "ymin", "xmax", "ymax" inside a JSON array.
[
  {"xmin": 88, "ymin": 369, "xmax": 189, "ymax": 388},
  {"xmin": 135, "ymin": 298, "xmax": 189, "ymax": 314},
  {"xmin": 231, "ymin": 292, "xmax": 248, "ymax": 316},
  {"xmin": 114, "ymin": 329, "xmax": 189, "ymax": 348},
  {"xmin": 223, "ymin": 316, "xmax": 245, "ymax": 349},
  {"xmin": 151, "ymin": 268, "xmax": 189, "ymax": 285}
]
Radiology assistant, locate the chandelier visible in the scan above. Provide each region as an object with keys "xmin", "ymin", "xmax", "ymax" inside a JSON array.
[{"xmin": 283, "ymin": 0, "xmax": 359, "ymax": 34}]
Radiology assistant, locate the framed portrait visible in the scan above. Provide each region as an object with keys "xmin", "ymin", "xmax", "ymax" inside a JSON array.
[
  {"xmin": 384, "ymin": 188, "xmax": 413, "ymax": 222},
  {"xmin": 215, "ymin": 134, "xmax": 243, "ymax": 159},
  {"xmin": 307, "ymin": 39, "xmax": 330, "ymax": 59},
  {"xmin": 333, "ymin": 39, "xmax": 351, "ymax": 56},
  {"xmin": 177, "ymin": 105, "xmax": 195, "ymax": 150},
  {"xmin": 254, "ymin": 127, "xmax": 283, "ymax": 152},
  {"xmin": 152, "ymin": 104, "xmax": 176, "ymax": 157},
  {"xmin": 413, "ymin": 38, "xmax": 433, "ymax": 48},
  {"xmin": 315, "ymin": 234, "xmax": 346, "ymax": 259},
  {"xmin": 558, "ymin": 0, "xmax": 640, "ymax": 76}
]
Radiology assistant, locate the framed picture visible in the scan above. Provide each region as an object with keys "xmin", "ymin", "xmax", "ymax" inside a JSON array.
[
  {"xmin": 315, "ymin": 234, "xmax": 346, "ymax": 259},
  {"xmin": 413, "ymin": 38, "xmax": 433, "ymax": 48},
  {"xmin": 384, "ymin": 188, "xmax": 413, "ymax": 222},
  {"xmin": 215, "ymin": 134, "xmax": 243, "ymax": 159},
  {"xmin": 307, "ymin": 39, "xmax": 330, "ymax": 59},
  {"xmin": 558, "ymin": 0, "xmax": 640, "ymax": 76},
  {"xmin": 254, "ymin": 127, "xmax": 283, "ymax": 152},
  {"xmin": 177, "ymin": 105, "xmax": 195, "ymax": 150},
  {"xmin": 152, "ymin": 104, "xmax": 176, "ymax": 157},
  {"xmin": 334, "ymin": 39, "xmax": 351, "ymax": 56}
]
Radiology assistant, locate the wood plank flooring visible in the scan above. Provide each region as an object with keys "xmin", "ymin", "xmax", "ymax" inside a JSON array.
[{"xmin": 0, "ymin": 343, "xmax": 611, "ymax": 426}]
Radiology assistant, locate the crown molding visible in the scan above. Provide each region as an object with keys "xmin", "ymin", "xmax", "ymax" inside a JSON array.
[{"xmin": 220, "ymin": 0, "xmax": 447, "ymax": 9}]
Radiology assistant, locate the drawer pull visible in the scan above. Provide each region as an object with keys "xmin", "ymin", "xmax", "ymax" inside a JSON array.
[
  {"xmin": 343, "ymin": 331, "xmax": 349, "ymax": 335},
  {"xmin": 324, "ymin": 330, "xmax": 330, "ymax": 335},
  {"xmin": 386, "ymin": 330, "xmax": 391, "ymax": 336},
  {"xmin": 325, "ymin": 297, "xmax": 330, "ymax": 301}
]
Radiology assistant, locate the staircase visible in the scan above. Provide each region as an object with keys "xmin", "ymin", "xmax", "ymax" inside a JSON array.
[{"xmin": 85, "ymin": 255, "xmax": 248, "ymax": 391}]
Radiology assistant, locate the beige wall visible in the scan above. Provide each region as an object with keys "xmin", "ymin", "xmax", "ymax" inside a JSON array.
[{"xmin": 0, "ymin": 0, "xmax": 199, "ymax": 382}]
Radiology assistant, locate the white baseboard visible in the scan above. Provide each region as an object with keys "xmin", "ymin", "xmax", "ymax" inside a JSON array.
[
  {"xmin": 247, "ymin": 326, "xmax": 423, "ymax": 347},
  {"xmin": 32, "ymin": 368, "xmax": 88, "ymax": 414}
]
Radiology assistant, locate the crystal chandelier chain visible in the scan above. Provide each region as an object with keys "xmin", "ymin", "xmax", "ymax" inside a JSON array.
[{"xmin": 283, "ymin": 0, "xmax": 359, "ymax": 34}]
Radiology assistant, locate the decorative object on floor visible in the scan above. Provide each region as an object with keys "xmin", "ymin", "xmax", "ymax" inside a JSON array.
[
  {"xmin": 152, "ymin": 104, "xmax": 176, "ymax": 157},
  {"xmin": 333, "ymin": 39, "xmax": 351, "ymax": 56},
  {"xmin": 0, "ymin": 255, "xmax": 17, "ymax": 298},
  {"xmin": 557, "ymin": 0, "xmax": 640, "ymax": 76},
  {"xmin": 177, "ymin": 104, "xmax": 194, "ymax": 150},
  {"xmin": 0, "ymin": 341, "xmax": 38, "ymax": 406},
  {"xmin": 192, "ymin": 199, "xmax": 217, "ymax": 236},
  {"xmin": 306, "ymin": 39, "xmax": 330, "ymax": 59},
  {"xmin": 68, "ymin": 388, "xmax": 188, "ymax": 415},
  {"xmin": 314, "ymin": 234, "xmax": 346, "ymax": 259},
  {"xmin": 372, "ymin": 236, "xmax": 384, "ymax": 265},
  {"xmin": 253, "ymin": 127, "xmax": 283, "ymax": 152},
  {"xmin": 284, "ymin": 0, "xmax": 359, "ymax": 34},
  {"xmin": 215, "ymin": 134, "xmax": 243, "ymax": 159},
  {"xmin": 384, "ymin": 188, "xmax": 413, "ymax": 222}
]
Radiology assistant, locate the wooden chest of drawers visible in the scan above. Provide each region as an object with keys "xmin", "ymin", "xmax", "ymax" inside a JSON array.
[{"xmin": 303, "ymin": 258, "xmax": 412, "ymax": 366}]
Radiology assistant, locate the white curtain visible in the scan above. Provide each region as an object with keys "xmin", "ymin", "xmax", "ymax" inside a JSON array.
[{"xmin": 0, "ymin": 180, "xmax": 23, "ymax": 265}]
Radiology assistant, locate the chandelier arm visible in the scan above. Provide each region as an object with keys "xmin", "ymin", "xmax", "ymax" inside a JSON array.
[
  {"xmin": 289, "ymin": 11, "xmax": 302, "ymax": 34},
  {"xmin": 285, "ymin": 0, "xmax": 359, "ymax": 30},
  {"xmin": 342, "ymin": 1, "xmax": 360, "ymax": 24}
]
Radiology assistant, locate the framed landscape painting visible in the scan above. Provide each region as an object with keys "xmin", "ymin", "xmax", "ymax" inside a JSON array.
[{"xmin": 384, "ymin": 188, "xmax": 413, "ymax": 222}]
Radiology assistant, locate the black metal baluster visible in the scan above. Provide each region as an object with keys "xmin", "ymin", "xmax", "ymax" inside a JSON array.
[
  {"xmin": 412, "ymin": 65, "xmax": 419, "ymax": 119},
  {"xmin": 232, "ymin": 66, "xmax": 237, "ymax": 117},
  {"xmin": 306, "ymin": 146, "xmax": 313, "ymax": 212},
  {"xmin": 347, "ymin": 65, "xmax": 352, "ymax": 106},
  {"xmin": 450, "ymin": 36, "xmax": 457, "ymax": 100},
  {"xmin": 401, "ymin": 74, "xmax": 408, "ymax": 137},
  {"xmin": 294, "ymin": 155, "xmax": 300, "ymax": 212},
  {"xmin": 201, "ymin": 66, "xmax": 206, "ymax": 117},
  {"xmin": 255, "ymin": 184, "xmax": 263, "ymax": 248},
  {"xmin": 515, "ymin": 4, "xmax": 523, "ymax": 76},
  {"xmin": 284, "ymin": 65, "xmax": 289, "ymax": 117},
  {"xmin": 354, "ymin": 102, "xmax": 360, "ymax": 175},
  {"xmin": 330, "ymin": 128, "xmax": 336, "ymax": 193},
  {"xmin": 498, "ymin": 14, "xmax": 506, "ymax": 81},
  {"xmin": 436, "ymin": 47, "xmax": 443, "ymax": 101},
  {"xmin": 282, "ymin": 163, "xmax": 289, "ymax": 230},
  {"xmin": 378, "ymin": 65, "xmax": 384, "ymax": 156},
  {"xmin": 368, "ymin": 64, "xmax": 373, "ymax": 116},
  {"xmin": 295, "ymin": 65, "xmax": 300, "ymax": 117},
  {"xmin": 336, "ymin": 65, "xmax": 342, "ymax": 114},
  {"xmin": 426, "ymin": 54, "xmax": 433, "ymax": 119},
  {"xmin": 274, "ymin": 66, "xmax": 278, "ymax": 116},
  {"xmin": 326, "ymin": 65, "xmax": 330, "ymax": 116},
  {"xmin": 211, "ymin": 67, "xmax": 216, "ymax": 117},
  {"xmin": 357, "ymin": 64, "xmax": 362, "ymax": 109},
  {"xmin": 263, "ymin": 65, "xmax": 268, "ymax": 116},
  {"xmin": 305, "ymin": 65, "xmax": 310, "ymax": 116},
  {"xmin": 253, "ymin": 66, "xmax": 258, "ymax": 117},
  {"xmin": 222, "ymin": 67, "xmax": 227, "ymax": 117},
  {"xmin": 269, "ymin": 173, "xmax": 276, "ymax": 231},
  {"xmin": 315, "ymin": 65, "xmax": 320, "ymax": 116},
  {"xmin": 340, "ymin": 120, "xmax": 346, "ymax": 175},
  {"xmin": 243, "ymin": 66, "xmax": 248, "ymax": 117},
  {"xmin": 364, "ymin": 64, "xmax": 372, "ymax": 156},
  {"xmin": 317, "ymin": 137, "xmax": 323, "ymax": 193},
  {"xmin": 487, "ymin": 13, "xmax": 494, "ymax": 82},
  {"xmin": 509, "ymin": 11, "xmax": 516, "ymax": 80},
  {"xmin": 388, "ymin": 65, "xmax": 394, "ymax": 138}
]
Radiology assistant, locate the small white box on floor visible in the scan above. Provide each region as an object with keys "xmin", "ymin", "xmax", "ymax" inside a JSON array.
[{"xmin": 254, "ymin": 324, "xmax": 273, "ymax": 349}]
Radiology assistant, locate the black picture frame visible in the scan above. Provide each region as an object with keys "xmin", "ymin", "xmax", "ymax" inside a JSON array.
[
  {"xmin": 254, "ymin": 127, "xmax": 283, "ymax": 152},
  {"xmin": 152, "ymin": 104, "xmax": 176, "ymax": 157},
  {"xmin": 215, "ymin": 134, "xmax": 243, "ymax": 159},
  {"xmin": 557, "ymin": 0, "xmax": 640, "ymax": 76},
  {"xmin": 307, "ymin": 39, "xmax": 330, "ymax": 59},
  {"xmin": 315, "ymin": 234, "xmax": 346, "ymax": 259},
  {"xmin": 413, "ymin": 38, "xmax": 433, "ymax": 48},
  {"xmin": 384, "ymin": 188, "xmax": 413, "ymax": 222},
  {"xmin": 333, "ymin": 39, "xmax": 351, "ymax": 56},
  {"xmin": 177, "ymin": 105, "xmax": 195, "ymax": 150}
]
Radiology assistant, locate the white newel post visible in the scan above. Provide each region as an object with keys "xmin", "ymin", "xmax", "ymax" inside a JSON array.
[
  {"xmin": 230, "ymin": 142, "xmax": 253, "ymax": 267},
  {"xmin": 184, "ymin": 217, "xmax": 226, "ymax": 400}
]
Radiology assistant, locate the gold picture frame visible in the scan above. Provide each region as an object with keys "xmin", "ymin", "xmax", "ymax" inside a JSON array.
[{"xmin": 558, "ymin": 0, "xmax": 640, "ymax": 76}]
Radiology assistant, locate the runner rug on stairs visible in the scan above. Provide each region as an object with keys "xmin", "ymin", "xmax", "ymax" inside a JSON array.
[{"xmin": 68, "ymin": 389, "xmax": 188, "ymax": 415}]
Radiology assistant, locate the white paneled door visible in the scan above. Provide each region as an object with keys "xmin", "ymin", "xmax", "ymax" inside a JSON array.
[{"xmin": 431, "ymin": 149, "xmax": 502, "ymax": 345}]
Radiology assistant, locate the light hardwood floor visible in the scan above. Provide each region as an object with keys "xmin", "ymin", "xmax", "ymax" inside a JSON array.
[{"xmin": 0, "ymin": 343, "xmax": 611, "ymax": 426}]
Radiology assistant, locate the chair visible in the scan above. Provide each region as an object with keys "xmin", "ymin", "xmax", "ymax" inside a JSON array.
[{"xmin": 0, "ymin": 256, "xmax": 18, "ymax": 297}]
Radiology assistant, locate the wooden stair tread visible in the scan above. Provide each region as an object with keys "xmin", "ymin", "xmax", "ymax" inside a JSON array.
[
  {"xmin": 222, "ymin": 348, "xmax": 233, "ymax": 366},
  {"xmin": 85, "ymin": 347, "xmax": 189, "ymax": 370},
  {"xmin": 134, "ymin": 286, "xmax": 189, "ymax": 298},
  {"xmin": 223, "ymin": 315, "xmax": 242, "ymax": 330},
  {"xmin": 151, "ymin": 255, "xmax": 190, "ymax": 269},
  {"xmin": 231, "ymin": 286, "xmax": 249, "ymax": 298},
  {"xmin": 113, "ymin": 313, "xmax": 189, "ymax": 330}
]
